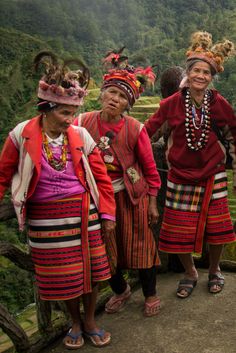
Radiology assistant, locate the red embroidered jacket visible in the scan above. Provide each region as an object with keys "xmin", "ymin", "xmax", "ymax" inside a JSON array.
[
  {"xmin": 74, "ymin": 111, "xmax": 161, "ymax": 205},
  {"xmin": 0, "ymin": 115, "xmax": 116, "ymax": 223}
]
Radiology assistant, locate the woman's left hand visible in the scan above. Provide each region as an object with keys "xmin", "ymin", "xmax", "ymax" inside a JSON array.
[
  {"xmin": 101, "ymin": 219, "xmax": 116, "ymax": 237},
  {"xmin": 148, "ymin": 196, "xmax": 159, "ymax": 226}
]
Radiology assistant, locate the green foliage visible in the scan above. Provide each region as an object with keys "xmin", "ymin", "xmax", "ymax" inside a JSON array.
[
  {"xmin": 0, "ymin": 265, "xmax": 34, "ymax": 314},
  {"xmin": 82, "ymin": 98, "xmax": 101, "ymax": 113},
  {"xmin": 0, "ymin": 209, "xmax": 30, "ymax": 314},
  {"xmin": 0, "ymin": 0, "xmax": 236, "ymax": 141}
]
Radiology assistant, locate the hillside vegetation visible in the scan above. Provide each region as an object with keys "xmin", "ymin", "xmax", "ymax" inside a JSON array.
[{"xmin": 1, "ymin": 0, "xmax": 236, "ymax": 143}]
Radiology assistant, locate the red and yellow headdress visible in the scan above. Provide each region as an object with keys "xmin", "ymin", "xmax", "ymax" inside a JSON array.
[
  {"xmin": 101, "ymin": 47, "xmax": 156, "ymax": 106},
  {"xmin": 186, "ymin": 31, "xmax": 235, "ymax": 73}
]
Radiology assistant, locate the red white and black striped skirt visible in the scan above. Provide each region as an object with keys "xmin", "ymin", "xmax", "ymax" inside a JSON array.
[
  {"xmin": 27, "ymin": 193, "xmax": 111, "ymax": 301},
  {"xmin": 159, "ymin": 172, "xmax": 236, "ymax": 254}
]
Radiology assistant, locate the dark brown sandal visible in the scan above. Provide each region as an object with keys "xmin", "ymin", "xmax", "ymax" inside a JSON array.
[
  {"xmin": 208, "ymin": 273, "xmax": 224, "ymax": 294},
  {"xmin": 176, "ymin": 279, "xmax": 197, "ymax": 299}
]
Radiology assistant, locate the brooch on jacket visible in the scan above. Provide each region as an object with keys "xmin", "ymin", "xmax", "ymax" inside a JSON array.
[{"xmin": 126, "ymin": 166, "xmax": 140, "ymax": 184}]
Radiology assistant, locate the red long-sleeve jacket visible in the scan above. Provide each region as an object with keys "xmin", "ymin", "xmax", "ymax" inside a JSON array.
[
  {"xmin": 0, "ymin": 115, "xmax": 116, "ymax": 227},
  {"xmin": 145, "ymin": 89, "xmax": 236, "ymax": 186}
]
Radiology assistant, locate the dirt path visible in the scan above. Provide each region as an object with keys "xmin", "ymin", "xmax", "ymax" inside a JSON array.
[{"xmin": 45, "ymin": 269, "xmax": 236, "ymax": 353}]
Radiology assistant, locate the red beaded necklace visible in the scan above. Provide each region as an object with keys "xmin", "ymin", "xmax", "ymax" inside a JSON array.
[{"xmin": 42, "ymin": 131, "xmax": 68, "ymax": 171}]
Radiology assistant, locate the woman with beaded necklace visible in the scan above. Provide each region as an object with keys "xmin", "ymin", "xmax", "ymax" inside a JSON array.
[
  {"xmin": 0, "ymin": 52, "xmax": 116, "ymax": 348},
  {"xmin": 145, "ymin": 31, "xmax": 236, "ymax": 298}
]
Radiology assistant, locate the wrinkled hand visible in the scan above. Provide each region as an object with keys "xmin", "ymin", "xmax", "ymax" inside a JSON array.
[
  {"xmin": 101, "ymin": 219, "xmax": 116, "ymax": 237},
  {"xmin": 148, "ymin": 196, "xmax": 159, "ymax": 226}
]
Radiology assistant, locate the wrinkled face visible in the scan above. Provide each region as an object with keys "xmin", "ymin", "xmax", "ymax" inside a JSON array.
[
  {"xmin": 187, "ymin": 61, "xmax": 213, "ymax": 93},
  {"xmin": 101, "ymin": 86, "xmax": 129, "ymax": 117},
  {"xmin": 44, "ymin": 105, "xmax": 78, "ymax": 136}
]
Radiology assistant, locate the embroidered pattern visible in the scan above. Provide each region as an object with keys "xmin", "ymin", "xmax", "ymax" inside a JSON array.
[{"xmin": 126, "ymin": 166, "xmax": 140, "ymax": 184}]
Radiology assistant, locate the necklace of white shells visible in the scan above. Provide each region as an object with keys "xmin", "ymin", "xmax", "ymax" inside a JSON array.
[{"xmin": 185, "ymin": 88, "xmax": 211, "ymax": 151}]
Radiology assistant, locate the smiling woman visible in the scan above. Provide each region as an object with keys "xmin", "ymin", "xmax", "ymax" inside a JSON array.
[
  {"xmin": 187, "ymin": 61, "xmax": 212, "ymax": 95},
  {"xmin": 145, "ymin": 31, "xmax": 236, "ymax": 299}
]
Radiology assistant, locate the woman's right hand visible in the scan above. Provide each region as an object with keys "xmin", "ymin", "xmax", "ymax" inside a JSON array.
[{"xmin": 101, "ymin": 219, "xmax": 116, "ymax": 237}]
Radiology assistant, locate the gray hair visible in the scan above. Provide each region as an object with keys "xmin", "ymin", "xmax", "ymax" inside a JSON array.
[
  {"xmin": 179, "ymin": 59, "xmax": 216, "ymax": 88},
  {"xmin": 186, "ymin": 59, "xmax": 216, "ymax": 75}
]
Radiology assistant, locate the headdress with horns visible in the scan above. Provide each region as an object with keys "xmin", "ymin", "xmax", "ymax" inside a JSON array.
[{"xmin": 34, "ymin": 51, "xmax": 90, "ymax": 106}]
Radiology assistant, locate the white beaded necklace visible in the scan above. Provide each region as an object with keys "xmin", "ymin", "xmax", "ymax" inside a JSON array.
[{"xmin": 185, "ymin": 89, "xmax": 211, "ymax": 151}]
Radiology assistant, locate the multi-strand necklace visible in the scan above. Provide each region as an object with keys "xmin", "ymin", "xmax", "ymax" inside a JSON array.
[
  {"xmin": 42, "ymin": 131, "xmax": 68, "ymax": 171},
  {"xmin": 185, "ymin": 89, "xmax": 211, "ymax": 151}
]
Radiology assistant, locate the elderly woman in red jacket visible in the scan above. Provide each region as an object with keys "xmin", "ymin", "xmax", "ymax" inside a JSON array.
[
  {"xmin": 145, "ymin": 31, "xmax": 236, "ymax": 298},
  {"xmin": 74, "ymin": 49, "xmax": 162, "ymax": 317},
  {"xmin": 0, "ymin": 52, "xmax": 116, "ymax": 348}
]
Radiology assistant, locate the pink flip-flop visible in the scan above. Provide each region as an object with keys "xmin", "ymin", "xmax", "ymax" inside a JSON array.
[
  {"xmin": 105, "ymin": 284, "xmax": 131, "ymax": 313},
  {"xmin": 144, "ymin": 297, "xmax": 161, "ymax": 317}
]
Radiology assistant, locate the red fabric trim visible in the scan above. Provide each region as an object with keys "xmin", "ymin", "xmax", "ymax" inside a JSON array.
[
  {"xmin": 81, "ymin": 192, "xmax": 91, "ymax": 293},
  {"xmin": 194, "ymin": 175, "xmax": 214, "ymax": 253}
]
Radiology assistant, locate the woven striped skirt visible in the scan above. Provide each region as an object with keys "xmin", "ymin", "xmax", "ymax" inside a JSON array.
[
  {"xmin": 114, "ymin": 190, "xmax": 160, "ymax": 269},
  {"xmin": 27, "ymin": 193, "xmax": 111, "ymax": 301},
  {"xmin": 159, "ymin": 171, "xmax": 236, "ymax": 254}
]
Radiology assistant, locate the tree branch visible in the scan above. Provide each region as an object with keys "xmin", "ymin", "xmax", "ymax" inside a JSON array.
[
  {"xmin": 0, "ymin": 303, "xmax": 30, "ymax": 353},
  {"xmin": 0, "ymin": 241, "xmax": 34, "ymax": 271}
]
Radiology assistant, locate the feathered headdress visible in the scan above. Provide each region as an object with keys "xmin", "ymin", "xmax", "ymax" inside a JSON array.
[
  {"xmin": 102, "ymin": 47, "xmax": 156, "ymax": 106},
  {"xmin": 186, "ymin": 31, "xmax": 235, "ymax": 73},
  {"xmin": 34, "ymin": 51, "xmax": 90, "ymax": 106}
]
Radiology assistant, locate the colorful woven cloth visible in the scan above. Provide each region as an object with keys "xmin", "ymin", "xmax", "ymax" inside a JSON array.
[
  {"xmin": 159, "ymin": 172, "xmax": 235, "ymax": 254},
  {"xmin": 114, "ymin": 190, "xmax": 160, "ymax": 268},
  {"xmin": 27, "ymin": 194, "xmax": 111, "ymax": 300}
]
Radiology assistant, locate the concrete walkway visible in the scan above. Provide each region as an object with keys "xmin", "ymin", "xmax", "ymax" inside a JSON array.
[{"xmin": 45, "ymin": 269, "xmax": 236, "ymax": 353}]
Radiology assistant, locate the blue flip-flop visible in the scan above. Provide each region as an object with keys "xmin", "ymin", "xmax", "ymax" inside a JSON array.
[
  {"xmin": 63, "ymin": 328, "xmax": 84, "ymax": 349},
  {"xmin": 84, "ymin": 328, "xmax": 111, "ymax": 347}
]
